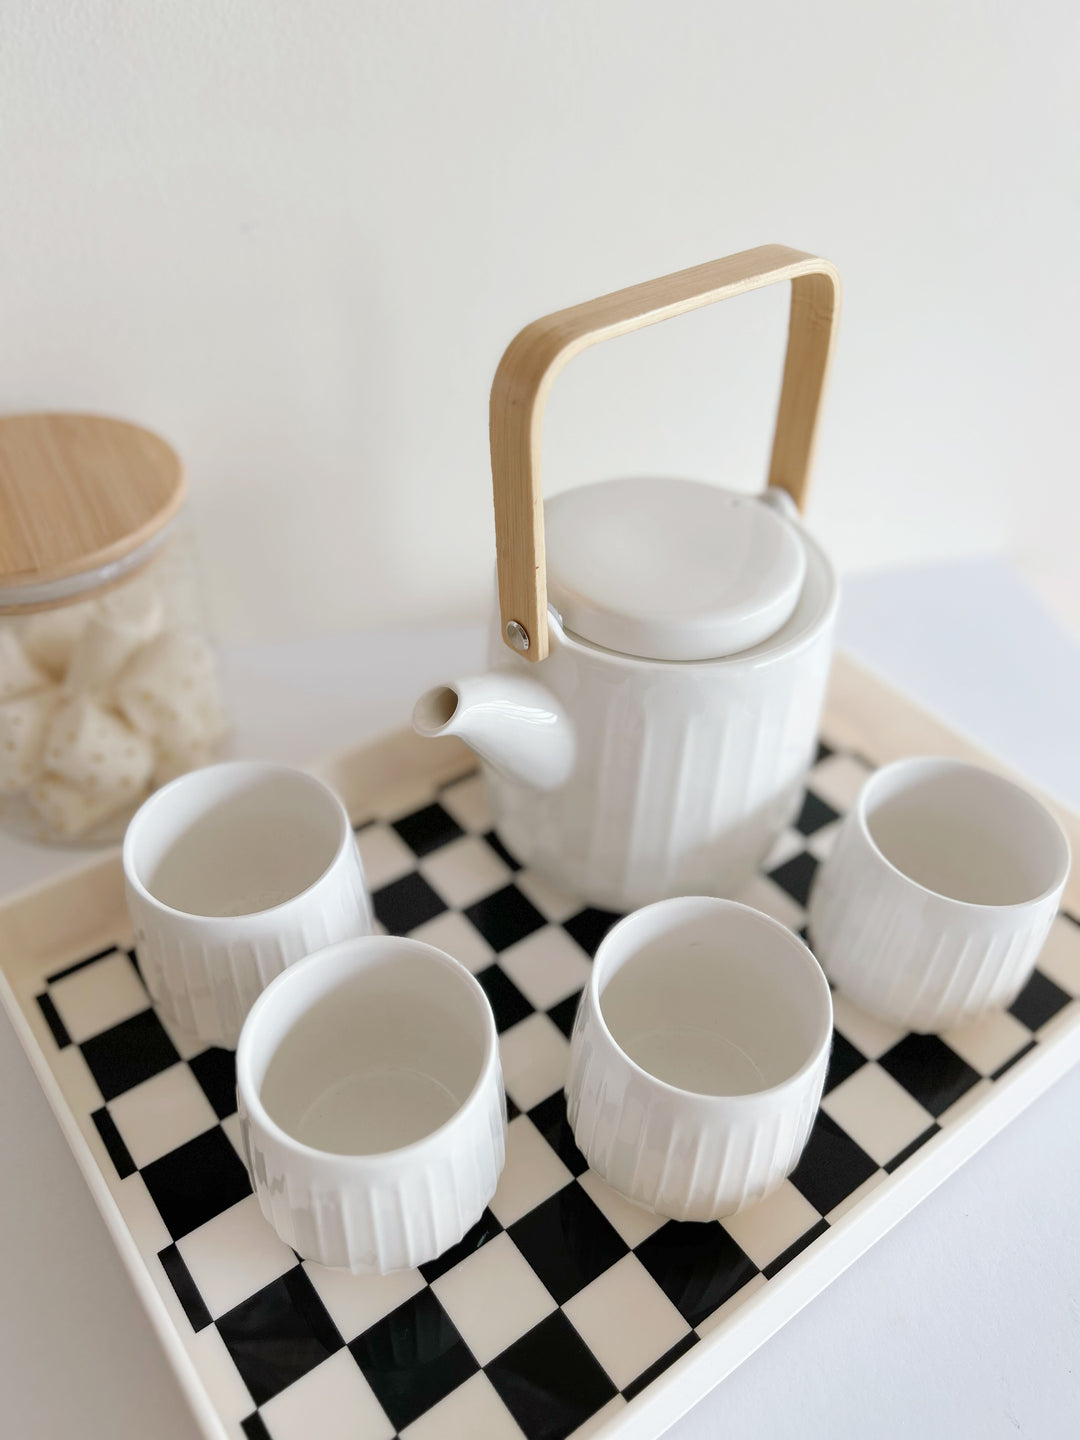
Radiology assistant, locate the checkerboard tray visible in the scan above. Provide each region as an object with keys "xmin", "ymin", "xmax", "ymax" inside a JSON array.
[{"xmin": 2, "ymin": 656, "xmax": 1079, "ymax": 1440}]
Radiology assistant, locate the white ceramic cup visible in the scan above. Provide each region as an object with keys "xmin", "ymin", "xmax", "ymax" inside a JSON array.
[
  {"xmin": 808, "ymin": 757, "xmax": 1071, "ymax": 1032},
  {"xmin": 566, "ymin": 896, "xmax": 832, "ymax": 1221},
  {"xmin": 124, "ymin": 761, "xmax": 373, "ymax": 1047},
  {"xmin": 236, "ymin": 935, "xmax": 506, "ymax": 1274}
]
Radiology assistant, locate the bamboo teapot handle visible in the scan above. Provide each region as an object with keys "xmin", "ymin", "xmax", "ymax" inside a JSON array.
[{"xmin": 490, "ymin": 243, "xmax": 841, "ymax": 661}]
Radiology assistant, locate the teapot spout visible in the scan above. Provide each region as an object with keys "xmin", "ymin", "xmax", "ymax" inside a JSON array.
[{"xmin": 412, "ymin": 672, "xmax": 575, "ymax": 791}]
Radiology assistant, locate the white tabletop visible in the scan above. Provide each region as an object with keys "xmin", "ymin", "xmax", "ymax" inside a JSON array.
[{"xmin": 1, "ymin": 557, "xmax": 1078, "ymax": 1439}]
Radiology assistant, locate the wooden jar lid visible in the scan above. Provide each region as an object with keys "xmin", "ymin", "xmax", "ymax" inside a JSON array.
[{"xmin": 0, "ymin": 413, "xmax": 185, "ymax": 610}]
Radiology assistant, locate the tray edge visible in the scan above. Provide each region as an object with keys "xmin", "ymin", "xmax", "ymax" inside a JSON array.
[
  {"xmin": 1, "ymin": 660, "xmax": 1077, "ymax": 1440},
  {"xmin": 0, "ymin": 960, "xmax": 230, "ymax": 1440},
  {"xmin": 587, "ymin": 1003, "xmax": 1080, "ymax": 1440}
]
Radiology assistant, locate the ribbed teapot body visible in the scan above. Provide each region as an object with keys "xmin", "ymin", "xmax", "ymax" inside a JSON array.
[{"xmin": 483, "ymin": 532, "xmax": 837, "ymax": 912}]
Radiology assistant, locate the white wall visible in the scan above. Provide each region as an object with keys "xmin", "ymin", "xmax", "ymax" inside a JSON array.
[{"xmin": 2, "ymin": 2, "xmax": 1077, "ymax": 642}]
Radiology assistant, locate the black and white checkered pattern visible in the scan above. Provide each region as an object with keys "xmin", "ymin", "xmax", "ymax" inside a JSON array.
[{"xmin": 33, "ymin": 741, "xmax": 1080, "ymax": 1440}]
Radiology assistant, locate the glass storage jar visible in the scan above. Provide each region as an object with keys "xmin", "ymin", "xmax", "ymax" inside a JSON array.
[{"xmin": 0, "ymin": 413, "xmax": 228, "ymax": 843}]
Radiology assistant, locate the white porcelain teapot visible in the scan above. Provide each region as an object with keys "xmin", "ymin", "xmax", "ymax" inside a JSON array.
[{"xmin": 414, "ymin": 245, "xmax": 841, "ymax": 912}]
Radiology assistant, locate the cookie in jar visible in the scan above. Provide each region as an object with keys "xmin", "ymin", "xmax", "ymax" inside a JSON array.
[{"xmin": 0, "ymin": 413, "xmax": 227, "ymax": 842}]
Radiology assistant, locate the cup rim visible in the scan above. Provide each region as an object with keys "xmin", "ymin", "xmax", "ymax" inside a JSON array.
[
  {"xmin": 853, "ymin": 756, "xmax": 1071, "ymax": 911},
  {"xmin": 587, "ymin": 896, "xmax": 833, "ymax": 1102},
  {"xmin": 122, "ymin": 759, "xmax": 355, "ymax": 924},
  {"xmin": 235, "ymin": 935, "xmax": 501, "ymax": 1167}
]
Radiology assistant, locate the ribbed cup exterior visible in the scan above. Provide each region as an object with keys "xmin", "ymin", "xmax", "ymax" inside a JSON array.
[
  {"xmin": 238, "ymin": 1069, "xmax": 506, "ymax": 1275},
  {"xmin": 126, "ymin": 844, "xmax": 373, "ymax": 1048},
  {"xmin": 809, "ymin": 810, "xmax": 1063, "ymax": 1033},
  {"xmin": 565, "ymin": 899, "xmax": 831, "ymax": 1222}
]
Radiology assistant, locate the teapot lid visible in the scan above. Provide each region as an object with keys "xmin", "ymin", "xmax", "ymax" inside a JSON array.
[{"xmin": 544, "ymin": 477, "xmax": 806, "ymax": 661}]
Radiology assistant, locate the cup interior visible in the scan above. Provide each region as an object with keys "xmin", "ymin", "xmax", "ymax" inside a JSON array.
[
  {"xmin": 130, "ymin": 764, "xmax": 344, "ymax": 917},
  {"xmin": 253, "ymin": 941, "xmax": 491, "ymax": 1156},
  {"xmin": 598, "ymin": 900, "xmax": 830, "ymax": 1096},
  {"xmin": 863, "ymin": 760, "xmax": 1069, "ymax": 907}
]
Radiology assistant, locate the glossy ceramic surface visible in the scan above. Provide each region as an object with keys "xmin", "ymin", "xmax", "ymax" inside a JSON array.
[
  {"xmin": 123, "ymin": 761, "xmax": 373, "ymax": 1047},
  {"xmin": 236, "ymin": 936, "xmax": 506, "ymax": 1274},
  {"xmin": 809, "ymin": 757, "xmax": 1071, "ymax": 1031},
  {"xmin": 8, "ymin": 730, "xmax": 1080, "ymax": 1440},
  {"xmin": 544, "ymin": 479, "xmax": 807, "ymax": 661},
  {"xmin": 414, "ymin": 515, "xmax": 837, "ymax": 912},
  {"xmin": 566, "ymin": 897, "xmax": 832, "ymax": 1220}
]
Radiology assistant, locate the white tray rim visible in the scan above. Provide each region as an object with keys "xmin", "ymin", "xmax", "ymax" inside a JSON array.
[
  {"xmin": 2, "ymin": 658, "xmax": 1078, "ymax": 1440},
  {"xmin": 0, "ymin": 943, "xmax": 231, "ymax": 1440}
]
